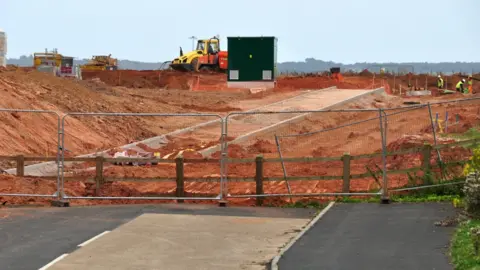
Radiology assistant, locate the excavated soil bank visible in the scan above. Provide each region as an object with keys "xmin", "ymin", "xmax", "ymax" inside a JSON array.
[{"xmin": 0, "ymin": 69, "xmax": 478, "ymax": 207}]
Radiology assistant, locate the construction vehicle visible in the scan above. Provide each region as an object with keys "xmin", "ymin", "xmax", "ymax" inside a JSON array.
[
  {"xmin": 33, "ymin": 49, "xmax": 63, "ymax": 68},
  {"xmin": 80, "ymin": 54, "xmax": 118, "ymax": 71},
  {"xmin": 33, "ymin": 48, "xmax": 78, "ymax": 78},
  {"xmin": 169, "ymin": 36, "xmax": 228, "ymax": 72},
  {"xmin": 330, "ymin": 67, "xmax": 343, "ymax": 81}
]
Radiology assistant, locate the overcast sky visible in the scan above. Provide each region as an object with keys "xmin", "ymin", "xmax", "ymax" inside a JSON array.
[{"xmin": 1, "ymin": 0, "xmax": 479, "ymax": 63}]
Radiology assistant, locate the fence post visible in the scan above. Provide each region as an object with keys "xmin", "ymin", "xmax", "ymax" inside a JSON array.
[
  {"xmin": 16, "ymin": 155, "xmax": 25, "ymax": 177},
  {"xmin": 427, "ymin": 103, "xmax": 442, "ymax": 163},
  {"xmin": 421, "ymin": 144, "xmax": 433, "ymax": 177},
  {"xmin": 342, "ymin": 153, "xmax": 351, "ymax": 193},
  {"xmin": 255, "ymin": 155, "xmax": 264, "ymax": 206},
  {"xmin": 393, "ymin": 75, "xmax": 396, "ymax": 93},
  {"xmin": 176, "ymin": 155, "xmax": 185, "ymax": 203},
  {"xmin": 378, "ymin": 109, "xmax": 389, "ymax": 204},
  {"xmin": 274, "ymin": 135, "xmax": 292, "ymax": 202},
  {"xmin": 95, "ymin": 156, "xmax": 104, "ymax": 195}
]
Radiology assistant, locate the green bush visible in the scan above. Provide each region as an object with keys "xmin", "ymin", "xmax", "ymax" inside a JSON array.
[
  {"xmin": 464, "ymin": 147, "xmax": 480, "ymax": 176},
  {"xmin": 451, "ymin": 219, "xmax": 480, "ymax": 270}
]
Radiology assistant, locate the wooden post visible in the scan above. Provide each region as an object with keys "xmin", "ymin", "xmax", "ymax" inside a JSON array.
[
  {"xmin": 16, "ymin": 155, "xmax": 25, "ymax": 177},
  {"xmin": 393, "ymin": 75, "xmax": 396, "ymax": 92},
  {"xmin": 255, "ymin": 155, "xmax": 264, "ymax": 206},
  {"xmin": 421, "ymin": 144, "xmax": 433, "ymax": 174},
  {"xmin": 175, "ymin": 156, "xmax": 185, "ymax": 203},
  {"xmin": 95, "ymin": 156, "xmax": 104, "ymax": 195},
  {"xmin": 342, "ymin": 153, "xmax": 351, "ymax": 193}
]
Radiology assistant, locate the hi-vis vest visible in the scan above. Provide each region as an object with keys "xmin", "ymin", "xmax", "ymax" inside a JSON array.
[
  {"xmin": 437, "ymin": 78, "xmax": 444, "ymax": 87},
  {"xmin": 456, "ymin": 81, "xmax": 464, "ymax": 89}
]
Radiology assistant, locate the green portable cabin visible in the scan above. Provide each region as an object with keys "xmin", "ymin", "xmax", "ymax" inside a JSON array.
[{"xmin": 227, "ymin": 36, "xmax": 278, "ymax": 88}]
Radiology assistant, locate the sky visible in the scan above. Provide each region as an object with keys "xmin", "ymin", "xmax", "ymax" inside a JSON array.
[{"xmin": 1, "ymin": 0, "xmax": 479, "ymax": 63}]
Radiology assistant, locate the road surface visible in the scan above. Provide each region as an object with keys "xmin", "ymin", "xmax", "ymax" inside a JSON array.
[
  {"xmin": 278, "ymin": 203, "xmax": 455, "ymax": 270},
  {"xmin": 0, "ymin": 204, "xmax": 316, "ymax": 270}
]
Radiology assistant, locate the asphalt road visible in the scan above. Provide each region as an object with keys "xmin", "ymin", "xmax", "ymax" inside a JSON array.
[
  {"xmin": 278, "ymin": 203, "xmax": 456, "ymax": 270},
  {"xmin": 0, "ymin": 204, "xmax": 316, "ymax": 270}
]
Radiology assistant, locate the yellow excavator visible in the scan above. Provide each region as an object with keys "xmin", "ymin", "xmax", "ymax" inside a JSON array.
[{"xmin": 80, "ymin": 54, "xmax": 118, "ymax": 71}]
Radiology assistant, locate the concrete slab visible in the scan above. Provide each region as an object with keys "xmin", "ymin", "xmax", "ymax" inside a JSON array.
[
  {"xmin": 48, "ymin": 213, "xmax": 310, "ymax": 270},
  {"xmin": 406, "ymin": 90, "xmax": 432, "ymax": 96}
]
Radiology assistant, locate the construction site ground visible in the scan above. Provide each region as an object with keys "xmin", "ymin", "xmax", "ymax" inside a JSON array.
[
  {"xmin": 0, "ymin": 67, "xmax": 479, "ymax": 206},
  {"xmin": 0, "ymin": 204, "xmax": 315, "ymax": 270}
]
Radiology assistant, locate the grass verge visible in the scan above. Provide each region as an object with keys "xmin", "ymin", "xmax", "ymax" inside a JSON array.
[
  {"xmin": 451, "ymin": 219, "xmax": 480, "ymax": 270},
  {"xmin": 336, "ymin": 194, "xmax": 461, "ymax": 203},
  {"xmin": 281, "ymin": 200, "xmax": 325, "ymax": 209}
]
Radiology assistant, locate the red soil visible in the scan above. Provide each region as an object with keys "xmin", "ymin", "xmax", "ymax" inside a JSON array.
[
  {"xmin": 81, "ymin": 69, "xmax": 377, "ymax": 91},
  {"xmin": 1, "ymin": 68, "xmax": 479, "ymax": 207}
]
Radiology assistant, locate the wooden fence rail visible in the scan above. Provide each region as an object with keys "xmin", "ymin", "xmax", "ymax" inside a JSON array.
[{"xmin": 1, "ymin": 137, "xmax": 478, "ymax": 204}]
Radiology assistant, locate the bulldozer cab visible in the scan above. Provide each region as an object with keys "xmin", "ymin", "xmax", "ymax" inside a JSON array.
[
  {"xmin": 91, "ymin": 55, "xmax": 110, "ymax": 64},
  {"xmin": 81, "ymin": 54, "xmax": 118, "ymax": 71},
  {"xmin": 196, "ymin": 39, "xmax": 219, "ymax": 55}
]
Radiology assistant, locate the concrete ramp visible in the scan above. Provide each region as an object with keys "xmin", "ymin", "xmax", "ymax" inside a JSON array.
[
  {"xmin": 47, "ymin": 213, "xmax": 309, "ymax": 270},
  {"xmin": 7, "ymin": 88, "xmax": 334, "ymax": 177},
  {"xmin": 200, "ymin": 87, "xmax": 385, "ymax": 156},
  {"xmin": 10, "ymin": 87, "xmax": 383, "ymax": 176}
]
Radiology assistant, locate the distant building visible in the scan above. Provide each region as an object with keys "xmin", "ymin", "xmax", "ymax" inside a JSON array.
[{"xmin": 0, "ymin": 28, "xmax": 6, "ymax": 67}]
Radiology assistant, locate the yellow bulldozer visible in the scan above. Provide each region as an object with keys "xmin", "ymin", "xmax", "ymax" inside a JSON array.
[
  {"xmin": 80, "ymin": 54, "xmax": 118, "ymax": 71},
  {"xmin": 168, "ymin": 37, "xmax": 228, "ymax": 72}
]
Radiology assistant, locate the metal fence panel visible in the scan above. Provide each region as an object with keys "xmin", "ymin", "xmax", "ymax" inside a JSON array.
[
  {"xmin": 426, "ymin": 98, "xmax": 480, "ymax": 186},
  {"xmin": 0, "ymin": 109, "xmax": 61, "ymax": 198},
  {"xmin": 223, "ymin": 109, "xmax": 384, "ymax": 200},
  {"xmin": 277, "ymin": 110, "xmax": 384, "ymax": 197},
  {"xmin": 381, "ymin": 105, "xmax": 433, "ymax": 191},
  {"xmin": 222, "ymin": 110, "xmax": 308, "ymax": 199},
  {"xmin": 60, "ymin": 112, "xmax": 224, "ymax": 201}
]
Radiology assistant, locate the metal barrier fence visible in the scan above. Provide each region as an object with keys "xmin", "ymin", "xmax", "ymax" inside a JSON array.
[
  {"xmin": 0, "ymin": 109, "xmax": 61, "ymax": 199},
  {"xmin": 274, "ymin": 110, "xmax": 383, "ymax": 198},
  {"xmin": 0, "ymin": 96, "xmax": 479, "ymax": 204},
  {"xmin": 60, "ymin": 112, "xmax": 224, "ymax": 201},
  {"xmin": 222, "ymin": 97, "xmax": 480, "ymax": 201},
  {"xmin": 222, "ymin": 109, "xmax": 388, "ymax": 200}
]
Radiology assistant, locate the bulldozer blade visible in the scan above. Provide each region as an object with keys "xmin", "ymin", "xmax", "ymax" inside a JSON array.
[{"xmin": 170, "ymin": 63, "xmax": 194, "ymax": 72}]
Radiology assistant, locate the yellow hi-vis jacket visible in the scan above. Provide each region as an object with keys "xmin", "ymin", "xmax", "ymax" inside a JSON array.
[
  {"xmin": 456, "ymin": 81, "xmax": 464, "ymax": 89},
  {"xmin": 437, "ymin": 78, "xmax": 444, "ymax": 87}
]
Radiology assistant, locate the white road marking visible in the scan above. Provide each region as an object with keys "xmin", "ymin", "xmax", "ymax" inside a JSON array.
[
  {"xmin": 38, "ymin": 253, "xmax": 68, "ymax": 270},
  {"xmin": 78, "ymin": 231, "xmax": 110, "ymax": 247}
]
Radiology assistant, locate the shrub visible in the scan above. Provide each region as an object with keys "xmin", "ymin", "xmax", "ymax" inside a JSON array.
[
  {"xmin": 464, "ymin": 172, "xmax": 480, "ymax": 218},
  {"xmin": 464, "ymin": 147, "xmax": 480, "ymax": 176}
]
